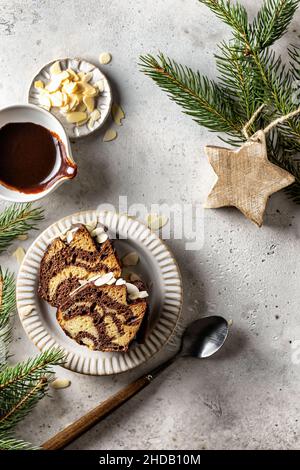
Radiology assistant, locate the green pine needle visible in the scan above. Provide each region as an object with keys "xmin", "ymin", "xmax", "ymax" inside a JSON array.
[
  {"xmin": 141, "ymin": 0, "xmax": 300, "ymax": 202},
  {"xmin": 0, "ymin": 209, "xmax": 63, "ymax": 449},
  {"xmin": 0, "ymin": 269, "xmax": 16, "ymax": 369},
  {"xmin": 0, "ymin": 269, "xmax": 15, "ymax": 329},
  {"xmin": 252, "ymin": 0, "xmax": 300, "ymax": 49},
  {"xmin": 0, "ymin": 349, "xmax": 64, "ymax": 432},
  {"xmin": 0, "ymin": 203, "xmax": 44, "ymax": 254},
  {"xmin": 199, "ymin": 0, "xmax": 251, "ymax": 46},
  {"xmin": 215, "ymin": 40, "xmax": 261, "ymax": 122},
  {"xmin": 0, "ymin": 432, "xmax": 38, "ymax": 450},
  {"xmin": 139, "ymin": 53, "xmax": 244, "ymax": 139}
]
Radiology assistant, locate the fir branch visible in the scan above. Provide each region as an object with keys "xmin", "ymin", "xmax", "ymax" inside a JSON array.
[
  {"xmin": 198, "ymin": 0, "xmax": 251, "ymax": 47},
  {"xmin": 199, "ymin": 0, "xmax": 299, "ymax": 51},
  {"xmin": 0, "ymin": 203, "xmax": 44, "ymax": 254},
  {"xmin": 253, "ymin": 0, "xmax": 300, "ymax": 50},
  {"xmin": 0, "ymin": 378, "xmax": 47, "ymax": 431},
  {"xmin": 0, "ymin": 269, "xmax": 16, "ymax": 370},
  {"xmin": 0, "ymin": 269, "xmax": 15, "ymax": 329},
  {"xmin": 215, "ymin": 41, "xmax": 260, "ymax": 123},
  {"xmin": 251, "ymin": 49, "xmax": 295, "ymax": 114},
  {"xmin": 141, "ymin": 0, "xmax": 300, "ymax": 201},
  {"xmin": 0, "ymin": 432, "xmax": 37, "ymax": 450},
  {"xmin": 201, "ymin": 1, "xmax": 300, "ymax": 135},
  {"xmin": 289, "ymin": 44, "xmax": 300, "ymax": 80},
  {"xmin": 0, "ymin": 270, "xmax": 64, "ymax": 448},
  {"xmin": 249, "ymin": 34, "xmax": 300, "ymax": 171},
  {"xmin": 0, "ymin": 349, "xmax": 64, "ymax": 432},
  {"xmin": 0, "ymin": 349, "xmax": 64, "ymax": 391},
  {"xmin": 203, "ymin": 1, "xmax": 300, "ymax": 134},
  {"xmin": 139, "ymin": 53, "xmax": 244, "ymax": 137}
]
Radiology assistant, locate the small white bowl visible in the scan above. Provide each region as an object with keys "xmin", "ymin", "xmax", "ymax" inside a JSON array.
[
  {"xmin": 0, "ymin": 104, "xmax": 76, "ymax": 203},
  {"xmin": 28, "ymin": 58, "xmax": 112, "ymax": 139}
]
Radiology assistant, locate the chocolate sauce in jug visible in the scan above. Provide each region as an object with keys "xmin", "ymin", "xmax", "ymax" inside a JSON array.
[{"xmin": 0, "ymin": 122, "xmax": 77, "ymax": 193}]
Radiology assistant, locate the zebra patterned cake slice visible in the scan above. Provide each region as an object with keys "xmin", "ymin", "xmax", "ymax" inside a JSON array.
[
  {"xmin": 38, "ymin": 224, "xmax": 121, "ymax": 307},
  {"xmin": 57, "ymin": 284, "xmax": 148, "ymax": 352}
]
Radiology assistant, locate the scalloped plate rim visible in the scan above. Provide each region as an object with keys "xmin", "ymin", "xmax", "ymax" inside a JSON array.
[{"xmin": 16, "ymin": 210, "xmax": 183, "ymax": 376}]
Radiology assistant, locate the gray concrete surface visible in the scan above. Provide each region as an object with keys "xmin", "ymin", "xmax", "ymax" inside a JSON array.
[{"xmin": 0, "ymin": 0, "xmax": 300, "ymax": 450}]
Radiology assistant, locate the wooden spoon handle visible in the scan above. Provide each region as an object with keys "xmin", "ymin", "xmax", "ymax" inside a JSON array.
[{"xmin": 42, "ymin": 374, "xmax": 152, "ymax": 450}]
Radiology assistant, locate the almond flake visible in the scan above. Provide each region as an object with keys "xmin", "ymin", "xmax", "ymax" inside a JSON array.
[
  {"xmin": 146, "ymin": 213, "xmax": 169, "ymax": 231},
  {"xmin": 103, "ymin": 128, "xmax": 117, "ymax": 142},
  {"xmin": 88, "ymin": 118, "xmax": 95, "ymax": 131},
  {"xmin": 82, "ymin": 72, "xmax": 93, "ymax": 82},
  {"xmin": 13, "ymin": 246, "xmax": 26, "ymax": 264},
  {"xmin": 17, "ymin": 234, "xmax": 28, "ymax": 241},
  {"xmin": 94, "ymin": 272, "xmax": 115, "ymax": 286},
  {"xmin": 34, "ymin": 80, "xmax": 44, "ymax": 89},
  {"xmin": 128, "ymin": 288, "xmax": 148, "ymax": 301},
  {"xmin": 83, "ymin": 96, "xmax": 95, "ymax": 113},
  {"xmin": 91, "ymin": 109, "xmax": 101, "ymax": 121},
  {"xmin": 122, "ymin": 252, "xmax": 139, "ymax": 266},
  {"xmin": 76, "ymin": 117, "xmax": 89, "ymax": 127},
  {"xmin": 50, "ymin": 60, "xmax": 62, "ymax": 75},
  {"xmin": 112, "ymin": 103, "xmax": 125, "ymax": 126},
  {"xmin": 138, "ymin": 291, "xmax": 149, "ymax": 299},
  {"xmin": 39, "ymin": 94, "xmax": 51, "ymax": 111},
  {"xmin": 125, "ymin": 282, "xmax": 140, "ymax": 295},
  {"xmin": 66, "ymin": 227, "xmax": 79, "ymax": 244},
  {"xmin": 95, "ymin": 80, "xmax": 104, "ymax": 92},
  {"xmin": 66, "ymin": 111, "xmax": 87, "ymax": 124},
  {"xmin": 20, "ymin": 305, "xmax": 34, "ymax": 318},
  {"xmin": 45, "ymin": 79, "xmax": 61, "ymax": 93},
  {"xmin": 51, "ymin": 378, "xmax": 71, "ymax": 389},
  {"xmin": 99, "ymin": 52, "xmax": 112, "ymax": 65},
  {"xmin": 90, "ymin": 227, "xmax": 105, "ymax": 237},
  {"xmin": 96, "ymin": 232, "xmax": 108, "ymax": 244},
  {"xmin": 85, "ymin": 221, "xmax": 98, "ymax": 233}
]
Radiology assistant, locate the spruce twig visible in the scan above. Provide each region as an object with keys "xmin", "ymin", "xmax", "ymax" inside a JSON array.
[
  {"xmin": 139, "ymin": 53, "xmax": 244, "ymax": 140},
  {"xmin": 0, "ymin": 349, "xmax": 64, "ymax": 432},
  {"xmin": 0, "ymin": 432, "xmax": 37, "ymax": 450},
  {"xmin": 140, "ymin": 0, "xmax": 300, "ymax": 201},
  {"xmin": 0, "ymin": 203, "xmax": 44, "ymax": 253},
  {"xmin": 0, "ymin": 269, "xmax": 15, "ymax": 370},
  {"xmin": 252, "ymin": 0, "xmax": 299, "ymax": 49},
  {"xmin": 0, "ymin": 262, "xmax": 64, "ymax": 449}
]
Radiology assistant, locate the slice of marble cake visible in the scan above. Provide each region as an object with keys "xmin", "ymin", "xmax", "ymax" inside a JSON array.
[
  {"xmin": 38, "ymin": 224, "xmax": 121, "ymax": 307},
  {"xmin": 56, "ymin": 280, "xmax": 148, "ymax": 352}
]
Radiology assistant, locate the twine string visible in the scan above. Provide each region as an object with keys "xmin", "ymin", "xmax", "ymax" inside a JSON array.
[
  {"xmin": 242, "ymin": 105, "xmax": 300, "ymax": 140},
  {"xmin": 263, "ymin": 106, "xmax": 300, "ymax": 134},
  {"xmin": 242, "ymin": 104, "xmax": 265, "ymax": 139}
]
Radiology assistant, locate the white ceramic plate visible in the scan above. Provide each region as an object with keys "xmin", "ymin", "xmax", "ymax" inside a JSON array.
[
  {"xmin": 28, "ymin": 58, "xmax": 112, "ymax": 139},
  {"xmin": 16, "ymin": 211, "xmax": 183, "ymax": 375}
]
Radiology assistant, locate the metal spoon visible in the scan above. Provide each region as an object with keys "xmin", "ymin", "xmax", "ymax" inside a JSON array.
[
  {"xmin": 42, "ymin": 316, "xmax": 228, "ymax": 450},
  {"xmin": 149, "ymin": 315, "xmax": 229, "ymax": 377},
  {"xmin": 181, "ymin": 315, "xmax": 229, "ymax": 358}
]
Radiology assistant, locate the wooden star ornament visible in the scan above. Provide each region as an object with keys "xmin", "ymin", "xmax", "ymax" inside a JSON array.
[{"xmin": 204, "ymin": 130, "xmax": 295, "ymax": 226}]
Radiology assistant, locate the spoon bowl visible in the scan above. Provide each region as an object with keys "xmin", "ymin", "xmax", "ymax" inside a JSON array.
[{"xmin": 180, "ymin": 316, "xmax": 229, "ymax": 359}]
